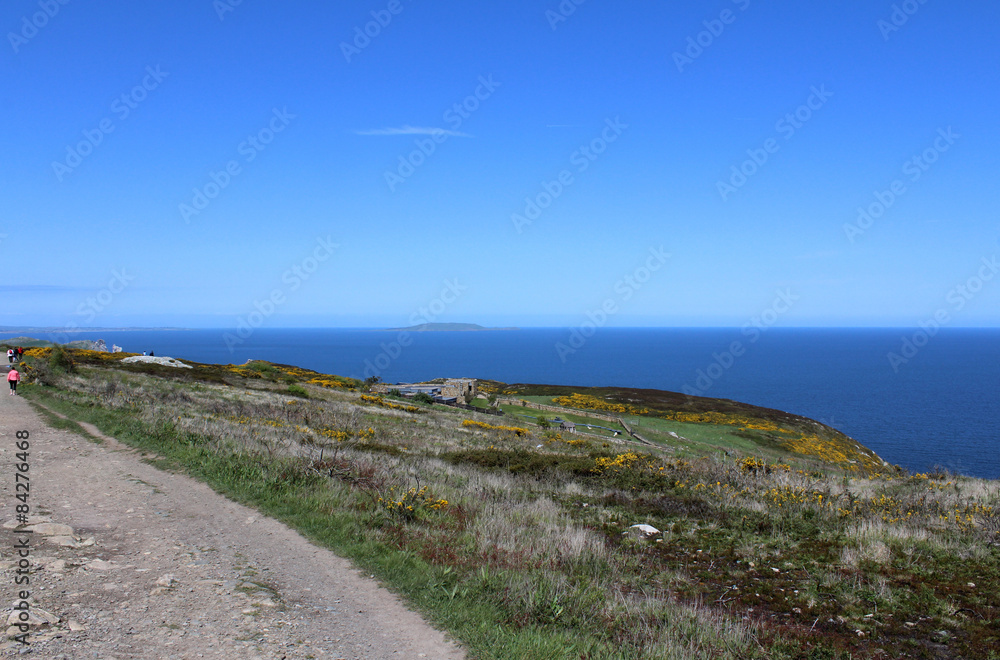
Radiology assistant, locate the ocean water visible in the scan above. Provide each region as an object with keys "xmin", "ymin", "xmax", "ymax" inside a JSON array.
[{"xmin": 4, "ymin": 327, "xmax": 997, "ymax": 480}]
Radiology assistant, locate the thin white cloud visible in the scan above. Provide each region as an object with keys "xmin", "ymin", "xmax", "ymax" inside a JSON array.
[{"xmin": 354, "ymin": 125, "xmax": 471, "ymax": 137}]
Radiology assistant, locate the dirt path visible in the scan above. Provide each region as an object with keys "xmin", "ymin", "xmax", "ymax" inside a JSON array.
[{"xmin": 0, "ymin": 394, "xmax": 466, "ymax": 659}]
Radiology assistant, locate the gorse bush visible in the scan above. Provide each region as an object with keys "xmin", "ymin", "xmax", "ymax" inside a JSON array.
[
  {"xmin": 461, "ymin": 419, "xmax": 530, "ymax": 437},
  {"xmin": 48, "ymin": 345, "xmax": 76, "ymax": 373},
  {"xmin": 376, "ymin": 485, "xmax": 448, "ymax": 521},
  {"xmin": 413, "ymin": 392, "xmax": 436, "ymax": 405}
]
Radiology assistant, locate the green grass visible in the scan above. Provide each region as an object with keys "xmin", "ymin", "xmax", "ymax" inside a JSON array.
[
  {"xmin": 509, "ymin": 395, "xmax": 818, "ymax": 463},
  {"xmin": 27, "ymin": 399, "xmax": 103, "ymax": 443}
]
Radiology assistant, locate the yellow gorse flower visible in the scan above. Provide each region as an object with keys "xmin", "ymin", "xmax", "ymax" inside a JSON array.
[{"xmin": 461, "ymin": 419, "xmax": 530, "ymax": 436}]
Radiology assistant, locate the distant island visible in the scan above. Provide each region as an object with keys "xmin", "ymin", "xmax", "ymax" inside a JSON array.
[{"xmin": 384, "ymin": 323, "xmax": 519, "ymax": 332}]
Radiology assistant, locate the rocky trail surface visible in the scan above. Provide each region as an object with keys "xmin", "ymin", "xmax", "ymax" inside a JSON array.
[{"xmin": 0, "ymin": 395, "xmax": 465, "ymax": 659}]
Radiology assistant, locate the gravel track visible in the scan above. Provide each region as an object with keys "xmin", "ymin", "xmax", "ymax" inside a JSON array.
[{"xmin": 0, "ymin": 394, "xmax": 466, "ymax": 659}]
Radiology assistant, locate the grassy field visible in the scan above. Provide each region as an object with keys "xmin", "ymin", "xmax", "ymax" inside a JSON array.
[{"xmin": 12, "ymin": 346, "xmax": 1000, "ymax": 659}]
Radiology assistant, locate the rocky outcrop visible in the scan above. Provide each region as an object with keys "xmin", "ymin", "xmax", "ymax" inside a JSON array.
[{"xmin": 121, "ymin": 356, "xmax": 191, "ymax": 368}]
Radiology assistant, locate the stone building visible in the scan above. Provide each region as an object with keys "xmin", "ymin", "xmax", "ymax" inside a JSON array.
[{"xmin": 373, "ymin": 378, "xmax": 477, "ymax": 404}]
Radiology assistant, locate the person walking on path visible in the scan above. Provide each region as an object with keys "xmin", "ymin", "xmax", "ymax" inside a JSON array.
[
  {"xmin": 7, "ymin": 366, "xmax": 20, "ymax": 395},
  {"xmin": 17, "ymin": 346, "xmax": 24, "ymax": 361},
  {"xmin": 6, "ymin": 348, "xmax": 12, "ymax": 364}
]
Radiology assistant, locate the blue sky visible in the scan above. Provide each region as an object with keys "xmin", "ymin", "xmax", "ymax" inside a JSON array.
[{"xmin": 3, "ymin": 0, "xmax": 999, "ymax": 329}]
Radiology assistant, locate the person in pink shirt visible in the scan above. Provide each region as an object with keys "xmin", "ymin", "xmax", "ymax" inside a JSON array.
[{"xmin": 7, "ymin": 367, "xmax": 20, "ymax": 395}]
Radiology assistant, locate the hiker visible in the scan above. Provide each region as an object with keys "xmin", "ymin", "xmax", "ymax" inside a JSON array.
[
  {"xmin": 150, "ymin": 350, "xmax": 154, "ymax": 357},
  {"xmin": 7, "ymin": 367, "xmax": 20, "ymax": 395},
  {"xmin": 16, "ymin": 347, "xmax": 23, "ymax": 361},
  {"xmin": 6, "ymin": 348, "xmax": 12, "ymax": 364}
]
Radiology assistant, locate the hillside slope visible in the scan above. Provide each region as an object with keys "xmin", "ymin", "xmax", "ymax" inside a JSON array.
[{"xmin": 10, "ymin": 347, "xmax": 1000, "ymax": 659}]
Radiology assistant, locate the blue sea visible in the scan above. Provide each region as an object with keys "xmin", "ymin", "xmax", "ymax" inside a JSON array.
[{"xmin": 4, "ymin": 328, "xmax": 997, "ymax": 480}]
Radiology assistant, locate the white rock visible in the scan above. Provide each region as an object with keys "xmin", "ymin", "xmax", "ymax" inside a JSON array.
[
  {"xmin": 42, "ymin": 559, "xmax": 67, "ymax": 573},
  {"xmin": 5, "ymin": 607, "xmax": 59, "ymax": 627},
  {"xmin": 155, "ymin": 574, "xmax": 178, "ymax": 588},
  {"xmin": 85, "ymin": 559, "xmax": 114, "ymax": 571},
  {"xmin": 627, "ymin": 524, "xmax": 660, "ymax": 539},
  {"xmin": 27, "ymin": 523, "xmax": 75, "ymax": 537},
  {"xmin": 68, "ymin": 620, "xmax": 86, "ymax": 632},
  {"xmin": 48, "ymin": 536, "xmax": 81, "ymax": 548},
  {"xmin": 3, "ymin": 516, "xmax": 49, "ymax": 529},
  {"xmin": 121, "ymin": 356, "xmax": 191, "ymax": 368}
]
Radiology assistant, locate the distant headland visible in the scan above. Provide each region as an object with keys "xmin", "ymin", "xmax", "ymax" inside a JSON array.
[
  {"xmin": 0, "ymin": 327, "xmax": 188, "ymax": 333},
  {"xmin": 384, "ymin": 323, "xmax": 519, "ymax": 332}
]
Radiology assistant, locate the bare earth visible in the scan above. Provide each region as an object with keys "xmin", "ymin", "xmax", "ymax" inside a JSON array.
[{"xmin": 0, "ymin": 394, "xmax": 466, "ymax": 659}]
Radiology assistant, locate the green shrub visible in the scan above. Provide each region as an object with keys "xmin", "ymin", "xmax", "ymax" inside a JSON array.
[
  {"xmin": 48, "ymin": 346, "xmax": 76, "ymax": 373},
  {"xmin": 18, "ymin": 357, "xmax": 56, "ymax": 386},
  {"xmin": 244, "ymin": 361, "xmax": 280, "ymax": 379},
  {"xmin": 287, "ymin": 384, "xmax": 310, "ymax": 398}
]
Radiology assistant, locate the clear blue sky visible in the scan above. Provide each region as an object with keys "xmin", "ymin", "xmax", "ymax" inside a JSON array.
[{"xmin": 3, "ymin": 0, "xmax": 998, "ymax": 329}]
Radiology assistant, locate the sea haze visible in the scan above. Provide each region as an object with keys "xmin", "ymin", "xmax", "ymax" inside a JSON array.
[{"xmin": 4, "ymin": 328, "xmax": 997, "ymax": 480}]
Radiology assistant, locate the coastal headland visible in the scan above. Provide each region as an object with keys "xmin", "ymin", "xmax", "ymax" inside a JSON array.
[{"xmin": 3, "ymin": 343, "xmax": 998, "ymax": 659}]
